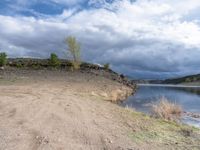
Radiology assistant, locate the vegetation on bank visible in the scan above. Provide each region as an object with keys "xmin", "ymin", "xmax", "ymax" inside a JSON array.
[
  {"xmin": 123, "ymin": 106, "xmax": 200, "ymax": 149},
  {"xmin": 152, "ymin": 97, "xmax": 182, "ymax": 121},
  {"xmin": 122, "ymin": 97, "xmax": 199, "ymax": 148}
]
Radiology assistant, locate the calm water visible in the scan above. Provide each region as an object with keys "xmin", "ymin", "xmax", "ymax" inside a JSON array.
[{"xmin": 122, "ymin": 84, "xmax": 200, "ymax": 128}]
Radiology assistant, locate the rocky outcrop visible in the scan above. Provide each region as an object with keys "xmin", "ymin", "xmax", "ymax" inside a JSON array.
[{"xmin": 80, "ymin": 63, "xmax": 136, "ymax": 89}]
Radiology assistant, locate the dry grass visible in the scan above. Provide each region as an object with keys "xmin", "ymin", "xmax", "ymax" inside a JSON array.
[{"xmin": 152, "ymin": 97, "xmax": 182, "ymax": 121}]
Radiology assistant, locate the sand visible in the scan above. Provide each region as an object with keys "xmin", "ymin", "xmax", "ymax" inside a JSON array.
[{"xmin": 0, "ymin": 70, "xmax": 136, "ymax": 150}]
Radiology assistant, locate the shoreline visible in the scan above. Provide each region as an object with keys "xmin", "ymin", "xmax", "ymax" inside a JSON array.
[
  {"xmin": 132, "ymin": 84, "xmax": 200, "ymax": 128},
  {"xmin": 0, "ymin": 68, "xmax": 199, "ymax": 150}
]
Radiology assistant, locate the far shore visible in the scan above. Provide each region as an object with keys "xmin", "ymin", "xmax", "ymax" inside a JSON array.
[{"xmin": 138, "ymin": 83, "xmax": 200, "ymax": 88}]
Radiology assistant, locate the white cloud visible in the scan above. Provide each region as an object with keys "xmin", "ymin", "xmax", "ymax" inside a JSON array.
[
  {"xmin": 0, "ymin": 0, "xmax": 200, "ymax": 78},
  {"xmin": 50, "ymin": 0, "xmax": 87, "ymax": 6}
]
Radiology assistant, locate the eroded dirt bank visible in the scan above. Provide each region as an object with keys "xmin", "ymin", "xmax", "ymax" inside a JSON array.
[{"xmin": 0, "ymin": 69, "xmax": 199, "ymax": 150}]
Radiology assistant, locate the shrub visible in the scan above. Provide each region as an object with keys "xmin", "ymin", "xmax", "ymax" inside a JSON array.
[
  {"xmin": 49, "ymin": 53, "xmax": 61, "ymax": 67},
  {"xmin": 32, "ymin": 64, "xmax": 40, "ymax": 70},
  {"xmin": 152, "ymin": 97, "xmax": 182, "ymax": 121},
  {"xmin": 0, "ymin": 52, "xmax": 7, "ymax": 67},
  {"xmin": 16, "ymin": 62, "xmax": 23, "ymax": 68},
  {"xmin": 65, "ymin": 36, "xmax": 81, "ymax": 70},
  {"xmin": 104, "ymin": 63, "xmax": 110, "ymax": 70},
  {"xmin": 16, "ymin": 60, "xmax": 25, "ymax": 68}
]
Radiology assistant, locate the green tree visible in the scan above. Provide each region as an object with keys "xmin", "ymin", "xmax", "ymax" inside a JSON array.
[
  {"xmin": 49, "ymin": 53, "xmax": 61, "ymax": 67},
  {"xmin": 0, "ymin": 52, "xmax": 7, "ymax": 67},
  {"xmin": 65, "ymin": 36, "xmax": 81, "ymax": 70},
  {"xmin": 104, "ymin": 63, "xmax": 110, "ymax": 70}
]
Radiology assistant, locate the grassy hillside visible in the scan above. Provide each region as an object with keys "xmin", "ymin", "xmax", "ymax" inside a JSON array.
[{"xmin": 162, "ymin": 74, "xmax": 200, "ymax": 84}]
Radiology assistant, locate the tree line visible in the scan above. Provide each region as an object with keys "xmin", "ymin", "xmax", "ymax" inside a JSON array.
[
  {"xmin": 0, "ymin": 36, "xmax": 110, "ymax": 70},
  {"xmin": 0, "ymin": 36, "xmax": 82, "ymax": 70}
]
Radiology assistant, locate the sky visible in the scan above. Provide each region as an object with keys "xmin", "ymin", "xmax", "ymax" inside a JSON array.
[{"xmin": 0, "ymin": 0, "xmax": 200, "ymax": 79}]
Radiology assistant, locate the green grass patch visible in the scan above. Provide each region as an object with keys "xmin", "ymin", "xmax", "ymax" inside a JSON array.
[{"xmin": 125, "ymin": 109, "xmax": 200, "ymax": 148}]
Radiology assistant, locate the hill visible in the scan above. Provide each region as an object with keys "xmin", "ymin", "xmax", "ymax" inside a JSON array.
[{"xmin": 162, "ymin": 74, "xmax": 200, "ymax": 85}]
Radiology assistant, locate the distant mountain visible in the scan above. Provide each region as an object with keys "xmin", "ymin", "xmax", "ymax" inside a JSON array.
[{"xmin": 162, "ymin": 74, "xmax": 200, "ymax": 84}]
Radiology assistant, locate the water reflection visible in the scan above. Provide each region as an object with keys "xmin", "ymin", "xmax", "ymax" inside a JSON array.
[
  {"xmin": 122, "ymin": 84, "xmax": 200, "ymax": 127},
  {"xmin": 172, "ymin": 87, "xmax": 200, "ymax": 96}
]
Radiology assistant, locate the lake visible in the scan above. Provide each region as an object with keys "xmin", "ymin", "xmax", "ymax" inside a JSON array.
[{"xmin": 122, "ymin": 84, "xmax": 200, "ymax": 128}]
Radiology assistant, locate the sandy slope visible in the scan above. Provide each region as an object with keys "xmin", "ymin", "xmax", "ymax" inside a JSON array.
[{"xmin": 0, "ymin": 71, "xmax": 137, "ymax": 150}]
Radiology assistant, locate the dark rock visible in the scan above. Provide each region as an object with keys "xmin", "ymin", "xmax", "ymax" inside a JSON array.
[{"xmin": 120, "ymin": 74, "xmax": 125, "ymax": 79}]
